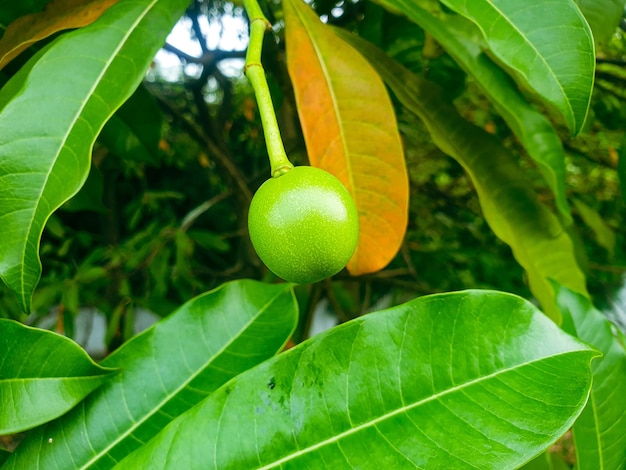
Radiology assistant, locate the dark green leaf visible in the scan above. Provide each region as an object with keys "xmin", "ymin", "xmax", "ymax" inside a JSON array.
[
  {"xmin": 436, "ymin": 0, "xmax": 594, "ymax": 135},
  {"xmin": 572, "ymin": 198, "xmax": 616, "ymax": 257},
  {"xmin": 0, "ymin": 0, "xmax": 189, "ymax": 311},
  {"xmin": 521, "ymin": 452, "xmax": 551, "ymax": 470},
  {"xmin": 556, "ymin": 284, "xmax": 626, "ymax": 470},
  {"xmin": 117, "ymin": 290, "xmax": 597, "ymax": 469},
  {"xmin": 74, "ymin": 266, "xmax": 108, "ymax": 284},
  {"xmin": 0, "ymin": 319, "xmax": 116, "ymax": 434},
  {"xmin": 98, "ymin": 84, "xmax": 163, "ymax": 164},
  {"xmin": 338, "ymin": 31, "xmax": 588, "ymax": 321},
  {"xmin": 575, "ymin": 0, "xmax": 623, "ymax": 46},
  {"xmin": 0, "ymin": 448, "xmax": 10, "ymax": 466},
  {"xmin": 188, "ymin": 229, "xmax": 230, "ymax": 253},
  {"xmin": 60, "ymin": 164, "xmax": 107, "ymax": 213},
  {"xmin": 5, "ymin": 280, "xmax": 298, "ymax": 469},
  {"xmin": 374, "ymin": 2, "xmax": 571, "ymax": 223},
  {"xmin": 0, "ymin": 0, "xmax": 50, "ymax": 31},
  {"xmin": 521, "ymin": 450, "xmax": 570, "ymax": 470},
  {"xmin": 619, "ymin": 135, "xmax": 626, "ymax": 205}
]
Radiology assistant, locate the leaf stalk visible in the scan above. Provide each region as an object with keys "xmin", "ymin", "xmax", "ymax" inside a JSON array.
[{"xmin": 243, "ymin": 0, "xmax": 293, "ymax": 177}]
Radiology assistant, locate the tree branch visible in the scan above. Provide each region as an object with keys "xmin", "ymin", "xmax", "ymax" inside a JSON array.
[
  {"xmin": 162, "ymin": 43, "xmax": 246, "ymax": 66},
  {"xmin": 189, "ymin": 1, "xmax": 210, "ymax": 55}
]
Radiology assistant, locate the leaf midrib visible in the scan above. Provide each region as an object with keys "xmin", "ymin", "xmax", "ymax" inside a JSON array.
[
  {"xmin": 17, "ymin": 1, "xmax": 146, "ymax": 307},
  {"xmin": 290, "ymin": 0, "xmax": 356, "ymax": 204},
  {"xmin": 79, "ymin": 286, "xmax": 288, "ymax": 469},
  {"xmin": 588, "ymin": 390, "xmax": 604, "ymax": 469},
  {"xmin": 439, "ymin": 0, "xmax": 573, "ymax": 124},
  {"xmin": 0, "ymin": 375, "xmax": 109, "ymax": 384},
  {"xmin": 257, "ymin": 350, "xmax": 585, "ymax": 469}
]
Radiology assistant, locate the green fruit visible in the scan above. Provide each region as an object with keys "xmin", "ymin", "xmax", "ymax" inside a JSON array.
[{"xmin": 248, "ymin": 166, "xmax": 359, "ymax": 284}]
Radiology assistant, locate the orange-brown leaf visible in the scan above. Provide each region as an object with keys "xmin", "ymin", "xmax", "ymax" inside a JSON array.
[
  {"xmin": 0, "ymin": 0, "xmax": 119, "ymax": 70},
  {"xmin": 283, "ymin": 0, "xmax": 408, "ymax": 275}
]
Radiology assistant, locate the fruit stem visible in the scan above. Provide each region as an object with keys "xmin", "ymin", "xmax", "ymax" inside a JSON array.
[{"xmin": 243, "ymin": 0, "xmax": 293, "ymax": 178}]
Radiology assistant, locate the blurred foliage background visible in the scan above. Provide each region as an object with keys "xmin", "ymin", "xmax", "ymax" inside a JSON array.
[{"xmin": 1, "ymin": 0, "xmax": 624, "ymax": 349}]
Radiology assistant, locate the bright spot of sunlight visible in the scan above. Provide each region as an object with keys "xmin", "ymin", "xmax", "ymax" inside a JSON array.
[{"xmin": 151, "ymin": 12, "xmax": 248, "ymax": 83}]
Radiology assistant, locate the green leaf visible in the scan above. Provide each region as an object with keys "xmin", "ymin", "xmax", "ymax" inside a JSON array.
[
  {"xmin": 338, "ymin": 32, "xmax": 588, "ymax": 321},
  {"xmin": 572, "ymin": 198, "xmax": 616, "ymax": 257},
  {"xmin": 0, "ymin": 0, "xmax": 189, "ymax": 312},
  {"xmin": 60, "ymin": 164, "xmax": 107, "ymax": 213},
  {"xmin": 619, "ymin": 135, "xmax": 626, "ymax": 205},
  {"xmin": 440, "ymin": 0, "xmax": 594, "ymax": 135},
  {"xmin": 556, "ymin": 284, "xmax": 626, "ymax": 470},
  {"xmin": 98, "ymin": 84, "xmax": 163, "ymax": 164},
  {"xmin": 0, "ymin": 319, "xmax": 116, "ymax": 434},
  {"xmin": 375, "ymin": 1, "xmax": 571, "ymax": 224},
  {"xmin": 116, "ymin": 290, "xmax": 597, "ymax": 469},
  {"xmin": 4, "ymin": 280, "xmax": 298, "ymax": 469},
  {"xmin": 0, "ymin": 449, "xmax": 10, "ymax": 466},
  {"xmin": 187, "ymin": 229, "xmax": 230, "ymax": 253},
  {"xmin": 575, "ymin": 0, "xmax": 623, "ymax": 46},
  {"xmin": 521, "ymin": 450, "xmax": 570, "ymax": 470},
  {"xmin": 0, "ymin": 1, "xmax": 50, "ymax": 31}
]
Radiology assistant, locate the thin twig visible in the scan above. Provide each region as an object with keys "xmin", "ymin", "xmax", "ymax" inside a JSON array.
[
  {"xmin": 163, "ymin": 43, "xmax": 247, "ymax": 65},
  {"xmin": 588, "ymin": 263, "xmax": 626, "ymax": 273},
  {"xmin": 181, "ymin": 190, "xmax": 233, "ymax": 231}
]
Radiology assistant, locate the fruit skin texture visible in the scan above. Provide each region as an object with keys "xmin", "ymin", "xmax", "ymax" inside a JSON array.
[{"xmin": 248, "ymin": 166, "xmax": 359, "ymax": 284}]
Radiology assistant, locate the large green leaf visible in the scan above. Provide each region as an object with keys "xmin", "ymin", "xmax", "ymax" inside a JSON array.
[
  {"xmin": 575, "ymin": 0, "xmax": 623, "ymax": 46},
  {"xmin": 116, "ymin": 290, "xmax": 596, "ymax": 469},
  {"xmin": 338, "ymin": 31, "xmax": 588, "ymax": 321},
  {"xmin": 434, "ymin": 0, "xmax": 594, "ymax": 135},
  {"xmin": 375, "ymin": 1, "xmax": 571, "ymax": 224},
  {"xmin": 4, "ymin": 280, "xmax": 298, "ymax": 469},
  {"xmin": 0, "ymin": 319, "xmax": 116, "ymax": 434},
  {"xmin": 0, "ymin": 0, "xmax": 189, "ymax": 312},
  {"xmin": 556, "ymin": 284, "xmax": 626, "ymax": 470}
]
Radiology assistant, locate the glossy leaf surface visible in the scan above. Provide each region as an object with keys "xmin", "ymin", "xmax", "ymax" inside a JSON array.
[
  {"xmin": 0, "ymin": 0, "xmax": 119, "ymax": 70},
  {"xmin": 117, "ymin": 290, "xmax": 596, "ymax": 469},
  {"xmin": 376, "ymin": 1, "xmax": 571, "ymax": 224},
  {"xmin": 338, "ymin": 32, "xmax": 588, "ymax": 320},
  {"xmin": 437, "ymin": 0, "xmax": 595, "ymax": 135},
  {"xmin": 283, "ymin": 0, "xmax": 408, "ymax": 275},
  {"xmin": 0, "ymin": 319, "xmax": 116, "ymax": 434},
  {"xmin": 556, "ymin": 285, "xmax": 626, "ymax": 470},
  {"xmin": 0, "ymin": 0, "xmax": 189, "ymax": 312},
  {"xmin": 4, "ymin": 280, "xmax": 298, "ymax": 469}
]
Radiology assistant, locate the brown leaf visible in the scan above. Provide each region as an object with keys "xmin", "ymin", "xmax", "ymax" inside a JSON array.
[
  {"xmin": 0, "ymin": 0, "xmax": 119, "ymax": 70},
  {"xmin": 283, "ymin": 0, "xmax": 408, "ymax": 275}
]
